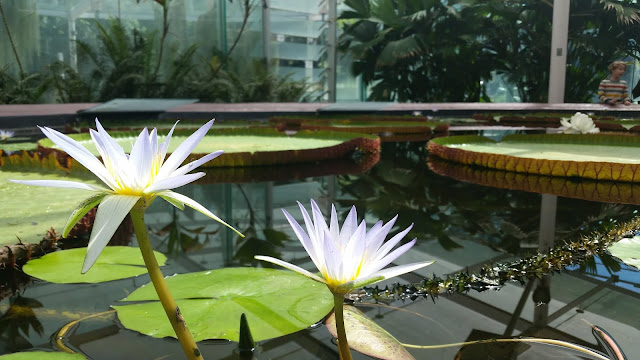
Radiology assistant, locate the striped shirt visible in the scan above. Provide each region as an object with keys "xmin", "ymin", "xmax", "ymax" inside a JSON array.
[{"xmin": 598, "ymin": 79, "xmax": 630, "ymax": 103}]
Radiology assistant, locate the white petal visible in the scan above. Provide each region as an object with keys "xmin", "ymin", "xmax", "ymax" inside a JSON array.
[
  {"xmin": 339, "ymin": 260, "xmax": 434, "ymax": 291},
  {"xmin": 40, "ymin": 127, "xmax": 116, "ymax": 189},
  {"xmin": 158, "ymin": 190, "xmax": 242, "ymax": 236},
  {"xmin": 322, "ymin": 230, "xmax": 343, "ymax": 282},
  {"xmin": 371, "ymin": 223, "xmax": 414, "ymax": 264},
  {"xmin": 159, "ymin": 121, "xmax": 178, "ymax": 161},
  {"xmin": 90, "ymin": 128, "xmax": 131, "ymax": 188},
  {"xmin": 144, "ymin": 172, "xmax": 205, "ymax": 193},
  {"xmin": 254, "ymin": 255, "xmax": 326, "ymax": 284},
  {"xmin": 282, "ymin": 208, "xmax": 323, "ymax": 271},
  {"xmin": 8, "ymin": 179, "xmax": 107, "ymax": 191},
  {"xmin": 364, "ymin": 239, "xmax": 418, "ymax": 276},
  {"xmin": 82, "ymin": 195, "xmax": 140, "ymax": 273},
  {"xmin": 367, "ymin": 261, "xmax": 434, "ymax": 283},
  {"xmin": 339, "ymin": 205, "xmax": 358, "ymax": 247},
  {"xmin": 341, "ymin": 221, "xmax": 367, "ymax": 277},
  {"xmin": 329, "ymin": 204, "xmax": 340, "ymax": 242},
  {"xmin": 310, "ymin": 200, "xmax": 330, "ymax": 242},
  {"xmin": 157, "ymin": 120, "xmax": 214, "ymax": 178},
  {"xmin": 169, "ymin": 150, "xmax": 224, "ymax": 178},
  {"xmin": 128, "ymin": 128, "xmax": 153, "ymax": 188},
  {"xmin": 298, "ymin": 201, "xmax": 318, "ymax": 244},
  {"xmin": 366, "ymin": 216, "xmax": 397, "ymax": 253}
]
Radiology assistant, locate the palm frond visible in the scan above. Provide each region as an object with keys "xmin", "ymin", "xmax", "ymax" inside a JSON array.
[{"xmin": 600, "ymin": 0, "xmax": 640, "ymax": 25}]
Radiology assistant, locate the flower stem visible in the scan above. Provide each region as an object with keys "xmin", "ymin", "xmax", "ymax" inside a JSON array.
[
  {"xmin": 130, "ymin": 206, "xmax": 204, "ymax": 360},
  {"xmin": 333, "ymin": 293, "xmax": 353, "ymax": 360}
]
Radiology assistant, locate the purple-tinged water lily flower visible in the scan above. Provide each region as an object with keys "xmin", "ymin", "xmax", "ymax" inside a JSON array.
[
  {"xmin": 560, "ymin": 112, "xmax": 600, "ymax": 134},
  {"xmin": 256, "ymin": 199, "xmax": 433, "ymax": 295},
  {"xmin": 10, "ymin": 119, "xmax": 241, "ymax": 272}
]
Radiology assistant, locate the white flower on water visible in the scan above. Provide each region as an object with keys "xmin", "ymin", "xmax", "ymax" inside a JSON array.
[
  {"xmin": 255, "ymin": 200, "xmax": 433, "ymax": 294},
  {"xmin": 560, "ymin": 112, "xmax": 600, "ymax": 134},
  {"xmin": 10, "ymin": 119, "xmax": 241, "ymax": 272},
  {"xmin": 0, "ymin": 130, "xmax": 15, "ymax": 141}
]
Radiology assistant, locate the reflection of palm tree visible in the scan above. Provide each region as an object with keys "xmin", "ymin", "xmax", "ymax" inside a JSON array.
[
  {"xmin": 0, "ymin": 294, "xmax": 43, "ymax": 353},
  {"xmin": 338, "ymin": 142, "xmax": 640, "ymax": 257},
  {"xmin": 155, "ymin": 206, "xmax": 220, "ymax": 255},
  {"xmin": 232, "ymin": 185, "xmax": 291, "ymax": 266},
  {"xmin": 337, "ymin": 142, "xmax": 539, "ymax": 252}
]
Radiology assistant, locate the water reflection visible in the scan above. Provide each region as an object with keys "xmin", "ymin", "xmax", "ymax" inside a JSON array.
[{"xmin": 2, "ymin": 140, "xmax": 640, "ymax": 359}]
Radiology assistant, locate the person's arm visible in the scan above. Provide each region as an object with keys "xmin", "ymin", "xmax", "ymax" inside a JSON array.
[{"xmin": 623, "ymin": 82, "xmax": 631, "ymax": 105}]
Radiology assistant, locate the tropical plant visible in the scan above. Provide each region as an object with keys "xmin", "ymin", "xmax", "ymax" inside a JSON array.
[
  {"xmin": 0, "ymin": 66, "xmax": 49, "ymax": 104},
  {"xmin": 339, "ymin": 0, "xmax": 640, "ymax": 103},
  {"xmin": 339, "ymin": 0, "xmax": 496, "ymax": 102}
]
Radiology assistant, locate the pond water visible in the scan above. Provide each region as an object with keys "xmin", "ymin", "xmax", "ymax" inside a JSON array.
[{"xmin": 2, "ymin": 137, "xmax": 640, "ymax": 359}]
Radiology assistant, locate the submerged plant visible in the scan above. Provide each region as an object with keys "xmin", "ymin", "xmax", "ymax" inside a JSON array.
[
  {"xmin": 9, "ymin": 119, "xmax": 243, "ymax": 360},
  {"xmin": 255, "ymin": 199, "xmax": 432, "ymax": 359}
]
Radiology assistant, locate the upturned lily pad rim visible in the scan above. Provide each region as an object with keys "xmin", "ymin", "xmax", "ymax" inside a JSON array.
[
  {"xmin": 38, "ymin": 127, "xmax": 379, "ymax": 149},
  {"xmin": 37, "ymin": 127, "xmax": 380, "ymax": 167},
  {"xmin": 427, "ymin": 155, "xmax": 640, "ymax": 205},
  {"xmin": 428, "ymin": 134, "xmax": 640, "ymax": 183}
]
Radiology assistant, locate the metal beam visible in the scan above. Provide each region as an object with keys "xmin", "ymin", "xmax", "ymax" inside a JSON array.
[{"xmin": 548, "ymin": 0, "xmax": 570, "ymax": 103}]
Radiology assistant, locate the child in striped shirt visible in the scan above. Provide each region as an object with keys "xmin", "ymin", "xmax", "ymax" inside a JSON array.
[{"xmin": 598, "ymin": 61, "xmax": 631, "ymax": 105}]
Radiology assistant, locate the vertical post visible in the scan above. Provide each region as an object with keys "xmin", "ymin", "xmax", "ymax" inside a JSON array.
[
  {"xmin": 262, "ymin": 0, "xmax": 271, "ymax": 64},
  {"xmin": 533, "ymin": 194, "xmax": 557, "ymax": 327},
  {"xmin": 218, "ymin": 0, "xmax": 228, "ymax": 54},
  {"xmin": 327, "ymin": 0, "xmax": 337, "ymax": 102},
  {"xmin": 264, "ymin": 181, "xmax": 273, "ymax": 228},
  {"xmin": 547, "ymin": 0, "xmax": 570, "ymax": 103},
  {"xmin": 68, "ymin": 14, "xmax": 77, "ymax": 70}
]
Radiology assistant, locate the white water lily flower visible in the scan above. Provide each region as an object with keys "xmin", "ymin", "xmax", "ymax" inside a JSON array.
[
  {"xmin": 10, "ymin": 119, "xmax": 241, "ymax": 273},
  {"xmin": 0, "ymin": 130, "xmax": 15, "ymax": 141},
  {"xmin": 255, "ymin": 200, "xmax": 433, "ymax": 294},
  {"xmin": 560, "ymin": 112, "xmax": 600, "ymax": 134}
]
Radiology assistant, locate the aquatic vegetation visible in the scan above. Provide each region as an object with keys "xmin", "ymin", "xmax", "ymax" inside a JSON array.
[
  {"xmin": 10, "ymin": 119, "xmax": 239, "ymax": 272},
  {"xmin": 255, "ymin": 199, "xmax": 433, "ymax": 360},
  {"xmin": 428, "ymin": 133, "xmax": 640, "ymax": 182},
  {"xmin": 362, "ymin": 215, "xmax": 640, "ymax": 301},
  {"xmin": 0, "ymin": 130, "xmax": 14, "ymax": 141},
  {"xmin": 38, "ymin": 128, "xmax": 381, "ymax": 168},
  {"xmin": 560, "ymin": 112, "xmax": 600, "ymax": 134},
  {"xmin": 9, "ymin": 119, "xmax": 242, "ymax": 360}
]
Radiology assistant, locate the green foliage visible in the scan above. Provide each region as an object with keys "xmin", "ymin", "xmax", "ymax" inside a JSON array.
[
  {"xmin": 0, "ymin": 66, "xmax": 49, "ymax": 104},
  {"xmin": 339, "ymin": 0, "xmax": 495, "ymax": 102},
  {"xmin": 23, "ymin": 247, "xmax": 167, "ymax": 283},
  {"xmin": 114, "ymin": 268, "xmax": 333, "ymax": 342},
  {"xmin": 340, "ymin": 0, "xmax": 640, "ymax": 103},
  {"xmin": 49, "ymin": 19, "xmax": 311, "ymax": 103}
]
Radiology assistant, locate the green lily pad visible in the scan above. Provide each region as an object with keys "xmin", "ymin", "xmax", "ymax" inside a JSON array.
[
  {"xmin": 0, "ymin": 138, "xmax": 38, "ymax": 151},
  {"xmin": 428, "ymin": 134, "xmax": 640, "ymax": 182},
  {"xmin": 113, "ymin": 267, "xmax": 333, "ymax": 342},
  {"xmin": 39, "ymin": 128, "xmax": 380, "ymax": 167},
  {"xmin": 23, "ymin": 247, "xmax": 167, "ymax": 283},
  {"xmin": 608, "ymin": 237, "xmax": 640, "ymax": 269},
  {"xmin": 0, "ymin": 352, "xmax": 85, "ymax": 360},
  {"xmin": 325, "ymin": 305, "xmax": 415, "ymax": 360},
  {"xmin": 0, "ymin": 169, "xmax": 101, "ymax": 245}
]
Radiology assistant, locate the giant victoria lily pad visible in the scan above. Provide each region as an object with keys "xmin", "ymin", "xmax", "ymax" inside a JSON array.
[
  {"xmin": 113, "ymin": 267, "xmax": 333, "ymax": 342},
  {"xmin": 427, "ymin": 156, "xmax": 640, "ymax": 205},
  {"xmin": 428, "ymin": 134, "xmax": 640, "ymax": 182},
  {"xmin": 38, "ymin": 127, "xmax": 380, "ymax": 168},
  {"xmin": 0, "ymin": 167, "xmax": 101, "ymax": 245}
]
